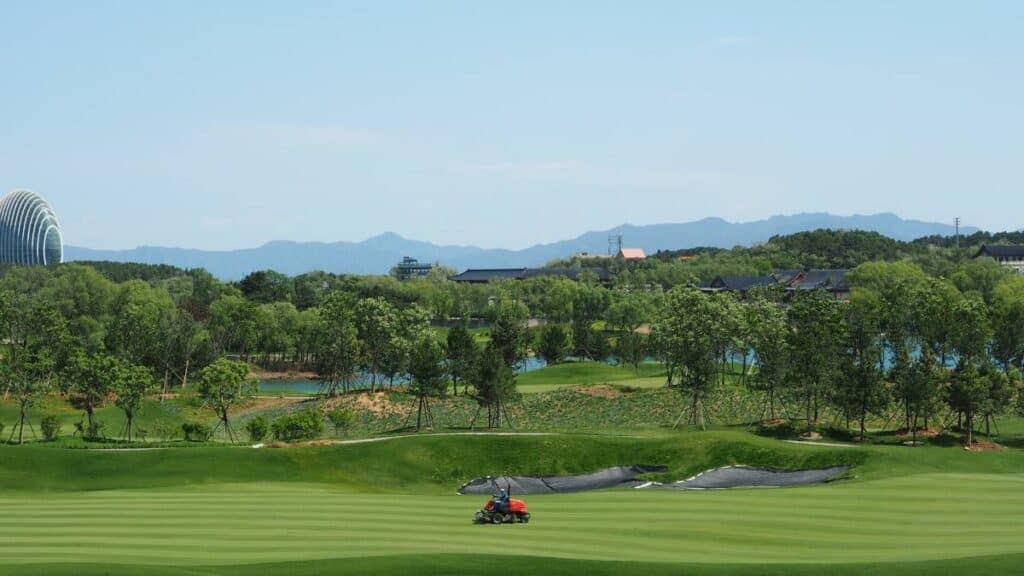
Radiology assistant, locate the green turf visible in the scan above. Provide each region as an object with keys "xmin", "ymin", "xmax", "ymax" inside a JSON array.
[
  {"xmin": 1, "ymin": 421, "xmax": 1022, "ymax": 574},
  {"xmin": 1, "ymin": 473, "xmax": 1022, "ymax": 571},
  {"xmin": 6, "ymin": 554, "xmax": 1024, "ymax": 576}
]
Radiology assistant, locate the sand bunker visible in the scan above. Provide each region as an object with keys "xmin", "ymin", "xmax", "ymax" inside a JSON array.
[{"xmin": 458, "ymin": 465, "xmax": 850, "ymax": 494}]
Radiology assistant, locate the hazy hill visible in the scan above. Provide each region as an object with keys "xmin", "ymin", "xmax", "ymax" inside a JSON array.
[{"xmin": 65, "ymin": 212, "xmax": 974, "ymax": 279}]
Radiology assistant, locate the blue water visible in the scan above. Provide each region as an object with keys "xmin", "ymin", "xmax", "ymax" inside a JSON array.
[{"xmin": 257, "ymin": 356, "xmax": 549, "ymax": 395}]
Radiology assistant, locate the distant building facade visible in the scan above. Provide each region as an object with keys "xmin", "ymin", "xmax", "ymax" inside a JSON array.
[
  {"xmin": 0, "ymin": 189, "xmax": 63, "ymax": 266},
  {"xmin": 617, "ymin": 248, "xmax": 646, "ymax": 260},
  {"xmin": 394, "ymin": 256, "xmax": 434, "ymax": 280},
  {"xmin": 975, "ymin": 244, "xmax": 1024, "ymax": 274},
  {"xmin": 700, "ymin": 269, "xmax": 850, "ymax": 299}
]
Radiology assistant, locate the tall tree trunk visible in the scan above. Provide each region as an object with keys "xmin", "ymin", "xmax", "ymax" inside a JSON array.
[
  {"xmin": 965, "ymin": 410, "xmax": 974, "ymax": 446},
  {"xmin": 17, "ymin": 400, "xmax": 27, "ymax": 444},
  {"xmin": 182, "ymin": 357, "xmax": 191, "ymax": 389}
]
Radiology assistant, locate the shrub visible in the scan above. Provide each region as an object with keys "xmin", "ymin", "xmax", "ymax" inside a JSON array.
[
  {"xmin": 182, "ymin": 422, "xmax": 213, "ymax": 442},
  {"xmin": 245, "ymin": 416, "xmax": 269, "ymax": 442},
  {"xmin": 40, "ymin": 415, "xmax": 61, "ymax": 441},
  {"xmin": 76, "ymin": 420, "xmax": 106, "ymax": 441},
  {"xmin": 152, "ymin": 420, "xmax": 179, "ymax": 441},
  {"xmin": 326, "ymin": 408, "xmax": 355, "ymax": 437},
  {"xmin": 271, "ymin": 409, "xmax": 324, "ymax": 442}
]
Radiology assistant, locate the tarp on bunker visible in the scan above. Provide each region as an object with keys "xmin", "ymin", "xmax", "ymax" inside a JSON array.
[
  {"xmin": 647, "ymin": 465, "xmax": 850, "ymax": 489},
  {"xmin": 457, "ymin": 466, "xmax": 666, "ymax": 495}
]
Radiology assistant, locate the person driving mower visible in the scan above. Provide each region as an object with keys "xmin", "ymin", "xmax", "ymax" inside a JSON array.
[{"xmin": 495, "ymin": 488, "xmax": 510, "ymax": 513}]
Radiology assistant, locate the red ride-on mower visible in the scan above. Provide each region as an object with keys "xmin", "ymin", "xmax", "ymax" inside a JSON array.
[{"xmin": 473, "ymin": 492, "xmax": 531, "ymax": 524}]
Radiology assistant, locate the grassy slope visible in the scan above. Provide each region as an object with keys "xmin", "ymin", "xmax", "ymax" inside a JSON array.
[{"xmin": 0, "ymin": 432, "xmax": 866, "ymax": 492}]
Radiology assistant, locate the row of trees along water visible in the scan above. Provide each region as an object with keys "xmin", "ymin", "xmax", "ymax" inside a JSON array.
[{"xmin": 650, "ymin": 262, "xmax": 1024, "ymax": 446}]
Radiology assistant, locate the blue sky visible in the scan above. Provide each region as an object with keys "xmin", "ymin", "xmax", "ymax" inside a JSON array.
[{"xmin": 1, "ymin": 1, "xmax": 1021, "ymax": 250}]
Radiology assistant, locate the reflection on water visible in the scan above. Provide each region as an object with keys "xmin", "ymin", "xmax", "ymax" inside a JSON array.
[{"xmin": 257, "ymin": 356, "xmax": 548, "ymax": 394}]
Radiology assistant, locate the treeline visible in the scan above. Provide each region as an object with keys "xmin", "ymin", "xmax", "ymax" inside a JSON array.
[
  {"xmin": 557, "ymin": 229, "xmax": 1011, "ymax": 287},
  {"xmin": 649, "ymin": 260, "xmax": 1024, "ymax": 445}
]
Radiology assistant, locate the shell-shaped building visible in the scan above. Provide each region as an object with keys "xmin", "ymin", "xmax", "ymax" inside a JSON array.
[{"xmin": 0, "ymin": 190, "xmax": 63, "ymax": 265}]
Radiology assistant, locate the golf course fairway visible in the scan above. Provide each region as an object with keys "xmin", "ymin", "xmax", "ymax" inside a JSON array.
[{"xmin": 1, "ymin": 433, "xmax": 1023, "ymax": 575}]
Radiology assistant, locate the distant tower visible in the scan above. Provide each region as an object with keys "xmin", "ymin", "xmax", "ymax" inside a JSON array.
[
  {"xmin": 608, "ymin": 234, "xmax": 623, "ymax": 256},
  {"xmin": 954, "ymin": 217, "xmax": 961, "ymax": 250}
]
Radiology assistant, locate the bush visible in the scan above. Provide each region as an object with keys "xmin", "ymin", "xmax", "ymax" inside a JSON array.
[
  {"xmin": 76, "ymin": 420, "xmax": 106, "ymax": 441},
  {"xmin": 271, "ymin": 409, "xmax": 324, "ymax": 442},
  {"xmin": 326, "ymin": 408, "xmax": 354, "ymax": 437},
  {"xmin": 182, "ymin": 422, "xmax": 213, "ymax": 442},
  {"xmin": 245, "ymin": 416, "xmax": 269, "ymax": 442},
  {"xmin": 40, "ymin": 415, "xmax": 61, "ymax": 441},
  {"xmin": 152, "ymin": 420, "xmax": 179, "ymax": 441}
]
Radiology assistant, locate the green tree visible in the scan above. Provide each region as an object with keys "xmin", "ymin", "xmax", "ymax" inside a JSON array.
[
  {"xmin": 745, "ymin": 294, "xmax": 789, "ymax": 421},
  {"xmin": 471, "ymin": 344, "xmax": 516, "ymax": 428},
  {"xmin": 787, "ymin": 290, "xmax": 846, "ymax": 434},
  {"xmin": 313, "ymin": 292, "xmax": 361, "ymax": 396},
  {"xmin": 407, "ymin": 335, "xmax": 446, "ymax": 430},
  {"xmin": 835, "ymin": 289, "xmax": 889, "ymax": 439},
  {"xmin": 207, "ymin": 295, "xmax": 258, "ymax": 357},
  {"xmin": 991, "ymin": 275, "xmax": 1024, "ymax": 373},
  {"xmin": 536, "ymin": 324, "xmax": 570, "ymax": 366},
  {"xmin": 114, "ymin": 361, "xmax": 155, "ymax": 442},
  {"xmin": 445, "ymin": 323, "xmax": 478, "ymax": 395},
  {"xmin": 197, "ymin": 358, "xmax": 254, "ymax": 441},
  {"xmin": 616, "ymin": 331, "xmax": 647, "ymax": 373},
  {"xmin": 67, "ymin": 352, "xmax": 125, "ymax": 440},
  {"xmin": 354, "ymin": 297, "xmax": 400, "ymax": 392},
  {"xmin": 0, "ymin": 292, "xmax": 68, "ymax": 443},
  {"xmin": 237, "ymin": 270, "xmax": 294, "ymax": 303},
  {"xmin": 654, "ymin": 288, "xmax": 732, "ymax": 430},
  {"xmin": 489, "ymin": 300, "xmax": 530, "ymax": 368}
]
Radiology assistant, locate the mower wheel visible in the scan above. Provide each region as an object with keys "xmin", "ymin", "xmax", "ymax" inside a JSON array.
[{"xmin": 491, "ymin": 514, "xmax": 503, "ymax": 525}]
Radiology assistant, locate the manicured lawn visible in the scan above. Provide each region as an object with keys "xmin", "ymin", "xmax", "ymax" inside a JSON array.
[
  {"xmin": 0, "ymin": 473, "xmax": 1022, "ymax": 572},
  {"xmin": 0, "ymin": 432, "xmax": 1022, "ymax": 574}
]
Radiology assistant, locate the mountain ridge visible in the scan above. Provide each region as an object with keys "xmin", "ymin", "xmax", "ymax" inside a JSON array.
[{"xmin": 64, "ymin": 212, "xmax": 976, "ymax": 280}]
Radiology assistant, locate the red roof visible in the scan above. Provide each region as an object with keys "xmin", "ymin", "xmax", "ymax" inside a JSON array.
[{"xmin": 618, "ymin": 248, "xmax": 646, "ymax": 260}]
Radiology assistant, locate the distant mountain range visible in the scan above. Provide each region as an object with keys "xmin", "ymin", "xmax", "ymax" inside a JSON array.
[{"xmin": 64, "ymin": 213, "xmax": 976, "ymax": 280}]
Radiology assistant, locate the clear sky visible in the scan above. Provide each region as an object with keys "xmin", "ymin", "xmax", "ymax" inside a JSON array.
[{"xmin": 1, "ymin": 1, "xmax": 1021, "ymax": 250}]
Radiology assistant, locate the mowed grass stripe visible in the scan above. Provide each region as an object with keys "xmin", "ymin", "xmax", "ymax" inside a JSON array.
[{"xmin": 1, "ymin": 474, "xmax": 1023, "ymax": 566}]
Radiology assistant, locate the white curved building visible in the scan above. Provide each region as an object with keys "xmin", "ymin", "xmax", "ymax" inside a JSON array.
[{"xmin": 0, "ymin": 190, "xmax": 63, "ymax": 265}]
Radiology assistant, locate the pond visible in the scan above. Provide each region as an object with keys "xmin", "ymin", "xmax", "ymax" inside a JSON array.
[{"xmin": 256, "ymin": 356, "xmax": 549, "ymax": 395}]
